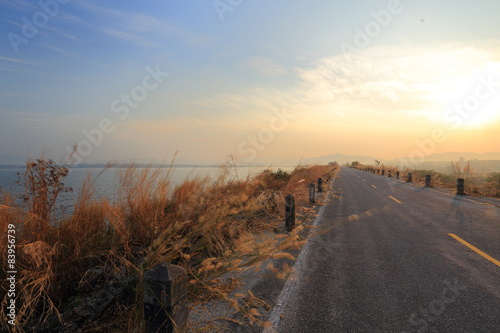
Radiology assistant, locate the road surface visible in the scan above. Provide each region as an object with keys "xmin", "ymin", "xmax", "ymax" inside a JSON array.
[{"xmin": 271, "ymin": 166, "xmax": 500, "ymax": 333}]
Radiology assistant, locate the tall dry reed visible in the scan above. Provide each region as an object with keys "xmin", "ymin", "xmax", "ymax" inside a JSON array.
[{"xmin": 0, "ymin": 159, "xmax": 336, "ymax": 332}]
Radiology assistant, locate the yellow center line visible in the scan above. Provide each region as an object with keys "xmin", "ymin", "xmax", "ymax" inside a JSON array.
[
  {"xmin": 448, "ymin": 233, "xmax": 500, "ymax": 267},
  {"xmin": 371, "ymin": 184, "xmax": 377, "ymax": 188},
  {"xmin": 389, "ymin": 196, "xmax": 402, "ymax": 204}
]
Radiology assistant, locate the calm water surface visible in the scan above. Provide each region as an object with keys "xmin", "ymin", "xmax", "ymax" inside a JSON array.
[{"xmin": 0, "ymin": 165, "xmax": 296, "ymax": 215}]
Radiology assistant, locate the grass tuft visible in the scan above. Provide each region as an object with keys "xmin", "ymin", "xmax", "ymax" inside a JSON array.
[{"xmin": 0, "ymin": 159, "xmax": 337, "ymax": 332}]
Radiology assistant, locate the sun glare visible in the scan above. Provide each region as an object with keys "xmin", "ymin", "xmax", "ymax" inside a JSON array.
[
  {"xmin": 463, "ymin": 105, "xmax": 500, "ymax": 128},
  {"xmin": 440, "ymin": 99, "xmax": 500, "ymax": 129},
  {"xmin": 433, "ymin": 65, "xmax": 500, "ymax": 129}
]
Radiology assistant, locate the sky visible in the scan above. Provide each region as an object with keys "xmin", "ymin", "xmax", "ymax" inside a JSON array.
[{"xmin": 1, "ymin": 0, "xmax": 500, "ymax": 166}]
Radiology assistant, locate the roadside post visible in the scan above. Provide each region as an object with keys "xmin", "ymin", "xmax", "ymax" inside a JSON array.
[
  {"xmin": 457, "ymin": 178, "xmax": 466, "ymax": 195},
  {"xmin": 285, "ymin": 194, "xmax": 295, "ymax": 231},
  {"xmin": 309, "ymin": 183, "xmax": 316, "ymax": 203},
  {"xmin": 425, "ymin": 175, "xmax": 431, "ymax": 187}
]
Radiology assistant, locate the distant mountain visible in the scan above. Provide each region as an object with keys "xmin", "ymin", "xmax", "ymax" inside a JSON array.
[
  {"xmin": 386, "ymin": 152, "xmax": 500, "ymax": 164},
  {"xmin": 304, "ymin": 153, "xmax": 380, "ymax": 165},
  {"xmin": 172, "ymin": 152, "xmax": 500, "ymax": 171},
  {"xmin": 298, "ymin": 151, "xmax": 500, "ymax": 173},
  {"xmin": 386, "ymin": 152, "xmax": 500, "ymax": 173},
  {"xmin": 396, "ymin": 152, "xmax": 500, "ymax": 162},
  {"xmin": 3, "ymin": 151, "xmax": 498, "ymax": 171},
  {"xmin": 388, "ymin": 160, "xmax": 500, "ymax": 174}
]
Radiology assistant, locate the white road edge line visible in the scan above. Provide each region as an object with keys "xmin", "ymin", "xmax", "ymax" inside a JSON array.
[
  {"xmin": 391, "ymin": 177, "xmax": 499, "ymax": 207},
  {"xmin": 359, "ymin": 168, "xmax": 499, "ymax": 209},
  {"xmin": 262, "ymin": 177, "xmax": 336, "ymax": 333}
]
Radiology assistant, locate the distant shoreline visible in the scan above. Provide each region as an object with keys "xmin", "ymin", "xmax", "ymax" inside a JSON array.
[{"xmin": 0, "ymin": 163, "xmax": 298, "ymax": 170}]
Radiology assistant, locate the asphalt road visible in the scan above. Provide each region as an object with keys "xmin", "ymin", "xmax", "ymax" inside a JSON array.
[{"xmin": 271, "ymin": 166, "xmax": 500, "ymax": 333}]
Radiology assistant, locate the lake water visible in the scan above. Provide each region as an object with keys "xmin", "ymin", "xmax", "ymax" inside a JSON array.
[{"xmin": 0, "ymin": 165, "xmax": 297, "ymax": 215}]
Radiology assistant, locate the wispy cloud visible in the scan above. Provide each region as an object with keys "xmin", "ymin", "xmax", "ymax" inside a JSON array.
[
  {"xmin": 56, "ymin": 11, "xmax": 86, "ymax": 26},
  {"xmin": 296, "ymin": 42, "xmax": 500, "ymax": 120},
  {"xmin": 0, "ymin": 67, "xmax": 30, "ymax": 73},
  {"xmin": 45, "ymin": 27, "xmax": 80, "ymax": 41},
  {"xmin": 122, "ymin": 116, "xmax": 260, "ymax": 136},
  {"xmin": 188, "ymin": 87, "xmax": 300, "ymax": 117},
  {"xmin": 0, "ymin": 0, "xmax": 36, "ymax": 11},
  {"xmin": 37, "ymin": 43, "xmax": 75, "ymax": 56},
  {"xmin": 99, "ymin": 27, "xmax": 157, "ymax": 47},
  {"xmin": 0, "ymin": 56, "xmax": 39, "ymax": 65},
  {"xmin": 74, "ymin": 1, "xmax": 128, "ymax": 21},
  {"xmin": 74, "ymin": 1, "xmax": 213, "ymax": 47},
  {"xmin": 0, "ymin": 111, "xmax": 79, "ymax": 126},
  {"xmin": 239, "ymin": 56, "xmax": 287, "ymax": 77},
  {"xmin": 187, "ymin": 41, "xmax": 500, "ymax": 133},
  {"xmin": 0, "ymin": 57, "xmax": 40, "ymax": 73}
]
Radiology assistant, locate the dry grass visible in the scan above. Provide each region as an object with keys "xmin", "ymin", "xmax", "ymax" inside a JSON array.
[
  {"xmin": 353, "ymin": 161, "xmax": 500, "ymax": 198},
  {"xmin": 0, "ymin": 159, "xmax": 336, "ymax": 332}
]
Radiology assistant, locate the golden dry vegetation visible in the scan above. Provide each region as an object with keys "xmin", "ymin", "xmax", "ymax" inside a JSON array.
[
  {"xmin": 0, "ymin": 159, "xmax": 337, "ymax": 332},
  {"xmin": 351, "ymin": 161, "xmax": 500, "ymax": 197}
]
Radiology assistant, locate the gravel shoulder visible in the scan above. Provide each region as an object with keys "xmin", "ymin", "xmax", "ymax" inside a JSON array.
[{"xmin": 188, "ymin": 183, "xmax": 334, "ymax": 332}]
